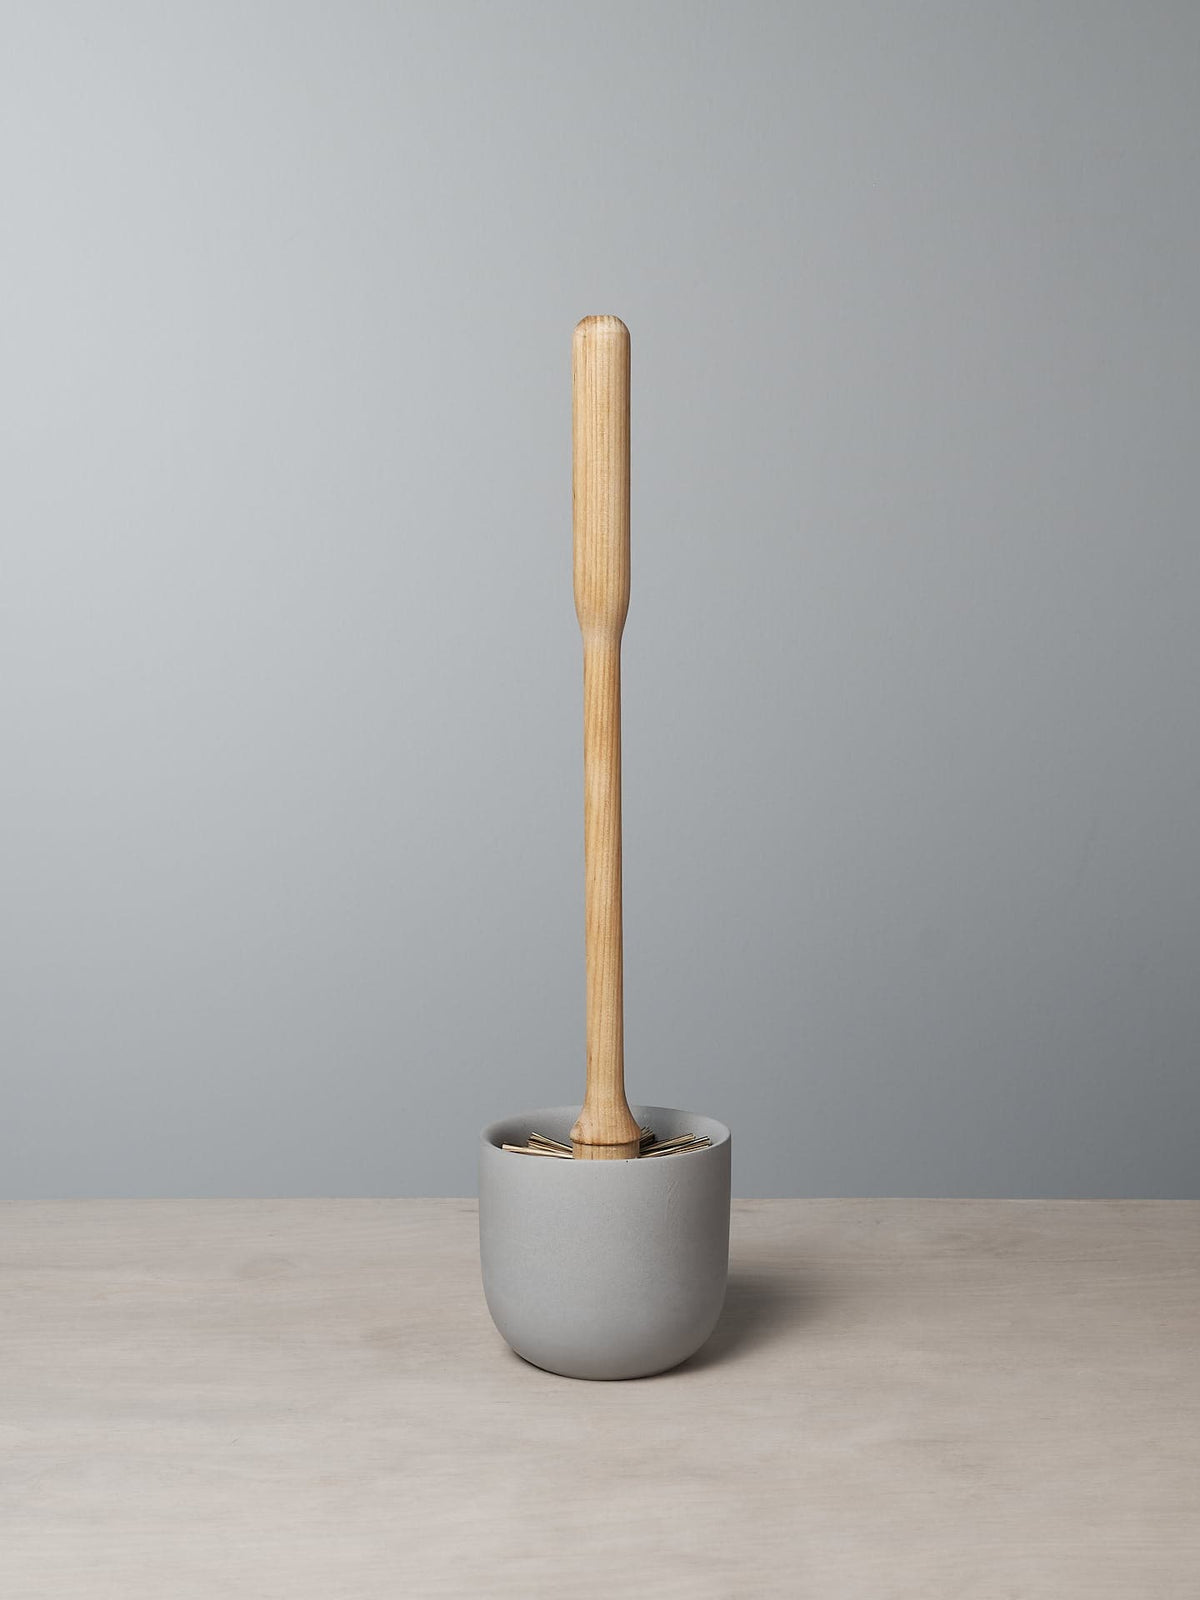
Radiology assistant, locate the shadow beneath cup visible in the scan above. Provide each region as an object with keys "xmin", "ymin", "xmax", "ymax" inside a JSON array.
[{"xmin": 673, "ymin": 1266, "xmax": 820, "ymax": 1374}]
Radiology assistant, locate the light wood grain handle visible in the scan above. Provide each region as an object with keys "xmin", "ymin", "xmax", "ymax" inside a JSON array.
[{"xmin": 569, "ymin": 316, "xmax": 642, "ymax": 1160}]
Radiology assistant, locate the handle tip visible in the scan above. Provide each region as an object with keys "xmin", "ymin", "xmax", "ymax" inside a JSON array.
[{"xmin": 574, "ymin": 314, "xmax": 629, "ymax": 344}]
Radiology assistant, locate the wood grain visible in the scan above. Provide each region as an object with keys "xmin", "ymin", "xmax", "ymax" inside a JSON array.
[
  {"xmin": 3, "ymin": 1199, "xmax": 1198, "ymax": 1599},
  {"xmin": 569, "ymin": 315, "xmax": 641, "ymax": 1158}
]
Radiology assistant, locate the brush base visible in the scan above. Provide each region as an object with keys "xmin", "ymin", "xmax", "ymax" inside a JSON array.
[{"xmin": 478, "ymin": 1104, "xmax": 731, "ymax": 1380}]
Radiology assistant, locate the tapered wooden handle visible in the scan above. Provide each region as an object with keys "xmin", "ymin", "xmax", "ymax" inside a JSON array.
[{"xmin": 569, "ymin": 316, "xmax": 642, "ymax": 1160}]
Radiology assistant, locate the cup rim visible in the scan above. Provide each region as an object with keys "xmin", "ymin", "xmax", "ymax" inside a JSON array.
[{"xmin": 480, "ymin": 1103, "xmax": 731, "ymax": 1160}]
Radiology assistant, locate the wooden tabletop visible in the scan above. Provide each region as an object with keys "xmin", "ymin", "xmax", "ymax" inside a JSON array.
[{"xmin": 3, "ymin": 1199, "xmax": 1197, "ymax": 1598}]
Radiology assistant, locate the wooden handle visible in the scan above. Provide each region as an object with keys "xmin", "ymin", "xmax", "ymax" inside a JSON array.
[{"xmin": 569, "ymin": 316, "xmax": 642, "ymax": 1160}]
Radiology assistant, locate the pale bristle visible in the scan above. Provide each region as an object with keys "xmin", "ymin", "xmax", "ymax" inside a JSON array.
[{"xmin": 502, "ymin": 1129, "xmax": 711, "ymax": 1159}]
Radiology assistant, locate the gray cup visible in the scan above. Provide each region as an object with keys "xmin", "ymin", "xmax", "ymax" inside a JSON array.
[{"xmin": 478, "ymin": 1104, "xmax": 731, "ymax": 1380}]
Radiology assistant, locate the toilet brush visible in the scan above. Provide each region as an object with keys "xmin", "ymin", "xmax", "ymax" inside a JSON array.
[
  {"xmin": 476, "ymin": 316, "xmax": 730, "ymax": 1380},
  {"xmin": 499, "ymin": 314, "xmax": 709, "ymax": 1163}
]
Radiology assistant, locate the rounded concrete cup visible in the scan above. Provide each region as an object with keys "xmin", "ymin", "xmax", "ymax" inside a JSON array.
[{"xmin": 479, "ymin": 1104, "xmax": 731, "ymax": 1380}]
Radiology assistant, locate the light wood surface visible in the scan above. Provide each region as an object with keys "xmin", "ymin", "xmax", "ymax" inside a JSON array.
[
  {"xmin": 570, "ymin": 314, "xmax": 641, "ymax": 1158},
  {"xmin": 3, "ymin": 1199, "xmax": 1198, "ymax": 1598}
]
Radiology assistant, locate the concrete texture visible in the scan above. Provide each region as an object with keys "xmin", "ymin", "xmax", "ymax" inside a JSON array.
[
  {"xmin": 479, "ymin": 1105, "xmax": 731, "ymax": 1377},
  {"xmin": 3, "ymin": 1198, "xmax": 1199, "ymax": 1597}
]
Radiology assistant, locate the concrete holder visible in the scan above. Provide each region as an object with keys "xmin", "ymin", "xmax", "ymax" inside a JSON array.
[{"xmin": 479, "ymin": 1104, "xmax": 731, "ymax": 1380}]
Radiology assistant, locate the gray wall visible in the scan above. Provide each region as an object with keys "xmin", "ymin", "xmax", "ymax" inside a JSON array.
[{"xmin": 5, "ymin": 2, "xmax": 1198, "ymax": 1199}]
